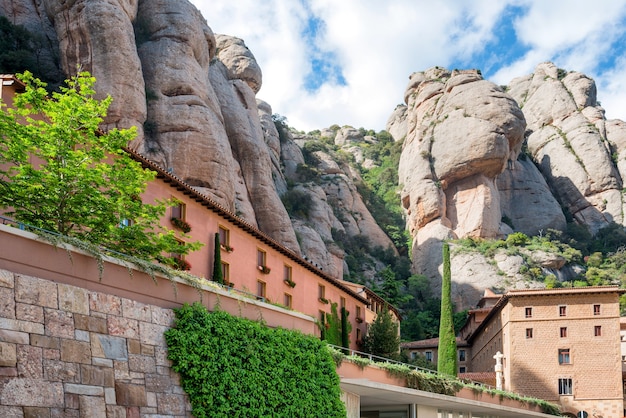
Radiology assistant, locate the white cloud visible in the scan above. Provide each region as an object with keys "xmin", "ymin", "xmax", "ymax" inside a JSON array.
[{"xmin": 190, "ymin": 0, "xmax": 626, "ymax": 131}]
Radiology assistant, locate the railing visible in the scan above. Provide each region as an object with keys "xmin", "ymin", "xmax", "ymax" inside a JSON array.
[{"xmin": 327, "ymin": 343, "xmax": 496, "ymax": 390}]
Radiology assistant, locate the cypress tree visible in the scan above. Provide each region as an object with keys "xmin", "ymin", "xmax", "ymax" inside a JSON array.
[
  {"xmin": 341, "ymin": 306, "xmax": 350, "ymax": 351},
  {"xmin": 212, "ymin": 233, "xmax": 224, "ymax": 285},
  {"xmin": 437, "ymin": 242, "xmax": 457, "ymax": 376}
]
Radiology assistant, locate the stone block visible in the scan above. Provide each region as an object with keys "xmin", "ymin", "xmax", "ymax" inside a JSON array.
[
  {"xmin": 107, "ymin": 316, "xmax": 138, "ymax": 339},
  {"xmin": 0, "ymin": 406, "xmax": 23, "ymax": 417},
  {"xmin": 121, "ymin": 299, "xmax": 151, "ymax": 322},
  {"xmin": 92, "ymin": 335, "xmax": 127, "ymax": 361},
  {"xmin": 58, "ymin": 284, "xmax": 89, "ymax": 315},
  {"xmin": 0, "ymin": 367, "xmax": 18, "ymax": 377},
  {"xmin": 1, "ymin": 378, "xmax": 64, "ymax": 407},
  {"xmin": 74, "ymin": 330, "xmax": 89, "ymax": 342},
  {"xmin": 140, "ymin": 344, "xmax": 154, "ymax": 356},
  {"xmin": 43, "ymin": 360, "xmax": 79, "ymax": 383},
  {"xmin": 128, "ymin": 354, "xmax": 156, "ymax": 373},
  {"xmin": 89, "ymin": 293, "xmax": 121, "ymax": 316},
  {"xmin": 145, "ymin": 374, "xmax": 172, "ymax": 392},
  {"xmin": 153, "ymin": 347, "xmax": 170, "ymax": 367},
  {"xmin": 104, "ymin": 387, "xmax": 116, "ymax": 404},
  {"xmin": 139, "ymin": 322, "xmax": 167, "ymax": 347},
  {"xmin": 0, "ymin": 342, "xmax": 17, "ymax": 367},
  {"xmin": 0, "ymin": 287, "xmax": 15, "ymax": 319},
  {"xmin": 42, "ymin": 348, "xmax": 60, "ymax": 361},
  {"xmin": 114, "ymin": 382, "xmax": 147, "ymax": 406},
  {"xmin": 0, "ymin": 318, "xmax": 44, "ymax": 334},
  {"xmin": 73, "ymin": 315, "xmax": 106, "ymax": 334},
  {"xmin": 51, "ymin": 408, "xmax": 79, "ymax": 418},
  {"xmin": 105, "ymin": 405, "xmax": 125, "ymax": 418},
  {"xmin": 15, "ymin": 275, "xmax": 57, "ymax": 308},
  {"xmin": 16, "ymin": 303, "xmax": 44, "ymax": 323},
  {"xmin": 113, "ymin": 361, "xmax": 130, "ymax": 380},
  {"xmin": 0, "ymin": 329, "xmax": 29, "ymax": 344},
  {"xmin": 23, "ymin": 406, "xmax": 50, "ymax": 418},
  {"xmin": 156, "ymin": 393, "xmax": 186, "ymax": 415},
  {"xmin": 80, "ymin": 364, "xmax": 114, "ymax": 387},
  {"xmin": 127, "ymin": 339, "xmax": 141, "ymax": 355},
  {"xmin": 17, "ymin": 345, "xmax": 43, "ymax": 378},
  {"xmin": 125, "ymin": 406, "xmax": 140, "ymax": 418},
  {"xmin": 31, "ymin": 335, "xmax": 60, "ymax": 350},
  {"xmin": 65, "ymin": 393, "xmax": 79, "ymax": 409},
  {"xmin": 146, "ymin": 391, "xmax": 156, "ymax": 407},
  {"xmin": 0, "ymin": 269, "xmax": 15, "ymax": 288},
  {"xmin": 92, "ymin": 358, "xmax": 112, "ymax": 368},
  {"xmin": 60, "ymin": 340, "xmax": 91, "ymax": 364},
  {"xmin": 79, "ymin": 395, "xmax": 106, "ymax": 418},
  {"xmin": 64, "ymin": 384, "xmax": 104, "ymax": 396},
  {"xmin": 151, "ymin": 306, "xmax": 175, "ymax": 327},
  {"xmin": 45, "ymin": 309, "xmax": 74, "ymax": 339}
]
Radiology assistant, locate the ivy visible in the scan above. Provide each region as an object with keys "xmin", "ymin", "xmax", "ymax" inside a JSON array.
[{"xmin": 165, "ymin": 303, "xmax": 346, "ymax": 418}]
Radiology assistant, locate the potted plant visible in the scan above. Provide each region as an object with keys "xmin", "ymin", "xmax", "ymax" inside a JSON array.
[
  {"xmin": 258, "ymin": 265, "xmax": 271, "ymax": 274},
  {"xmin": 171, "ymin": 217, "xmax": 191, "ymax": 233},
  {"xmin": 220, "ymin": 243, "xmax": 234, "ymax": 252}
]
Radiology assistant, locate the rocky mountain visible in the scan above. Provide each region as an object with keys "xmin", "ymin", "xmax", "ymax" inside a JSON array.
[
  {"xmin": 390, "ymin": 63, "xmax": 626, "ymax": 306},
  {"xmin": 0, "ymin": 0, "xmax": 395, "ymax": 281},
  {"xmin": 4, "ymin": 1, "xmax": 626, "ymax": 310}
]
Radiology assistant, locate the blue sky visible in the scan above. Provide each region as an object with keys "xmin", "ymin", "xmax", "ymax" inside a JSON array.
[{"xmin": 191, "ymin": 0, "xmax": 626, "ymax": 132}]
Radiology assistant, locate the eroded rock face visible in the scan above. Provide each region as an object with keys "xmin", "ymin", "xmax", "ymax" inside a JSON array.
[
  {"xmin": 399, "ymin": 67, "xmax": 526, "ymax": 276},
  {"xmin": 215, "ymin": 35, "xmax": 262, "ymax": 94},
  {"xmin": 508, "ymin": 62, "xmax": 624, "ymax": 233},
  {"xmin": 43, "ymin": 0, "xmax": 146, "ymax": 144}
]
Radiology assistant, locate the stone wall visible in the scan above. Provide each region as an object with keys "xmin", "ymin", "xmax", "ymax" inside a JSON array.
[{"xmin": 0, "ymin": 268, "xmax": 191, "ymax": 418}]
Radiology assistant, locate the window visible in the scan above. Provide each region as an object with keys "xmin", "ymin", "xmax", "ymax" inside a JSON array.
[
  {"xmin": 459, "ymin": 366, "xmax": 467, "ymax": 373},
  {"xmin": 119, "ymin": 218, "xmax": 132, "ymax": 228},
  {"xmin": 525, "ymin": 307, "xmax": 532, "ymax": 318},
  {"xmin": 318, "ymin": 284, "xmax": 326, "ymax": 301},
  {"xmin": 594, "ymin": 325, "xmax": 602, "ymax": 337},
  {"xmin": 356, "ymin": 328, "xmax": 362, "ymax": 342},
  {"xmin": 559, "ymin": 306, "xmax": 567, "ymax": 317},
  {"xmin": 459, "ymin": 350, "xmax": 466, "ymax": 362},
  {"xmin": 221, "ymin": 262, "xmax": 230, "ymax": 283},
  {"xmin": 218, "ymin": 226, "xmax": 230, "ymax": 247},
  {"xmin": 283, "ymin": 265, "xmax": 292, "ymax": 281},
  {"xmin": 283, "ymin": 293, "xmax": 292, "ymax": 309},
  {"xmin": 171, "ymin": 200, "xmax": 186, "ymax": 220},
  {"xmin": 425, "ymin": 351, "xmax": 433, "ymax": 362},
  {"xmin": 558, "ymin": 348, "xmax": 570, "ymax": 364},
  {"xmin": 256, "ymin": 280, "xmax": 266, "ymax": 300},
  {"xmin": 560, "ymin": 327, "xmax": 567, "ymax": 338},
  {"xmin": 340, "ymin": 297, "xmax": 346, "ymax": 309},
  {"xmin": 526, "ymin": 328, "xmax": 533, "ymax": 339},
  {"xmin": 257, "ymin": 249, "xmax": 266, "ymax": 267},
  {"xmin": 356, "ymin": 306, "xmax": 361, "ymax": 320},
  {"xmin": 593, "ymin": 304, "xmax": 601, "ymax": 315},
  {"xmin": 558, "ymin": 378, "xmax": 573, "ymax": 395}
]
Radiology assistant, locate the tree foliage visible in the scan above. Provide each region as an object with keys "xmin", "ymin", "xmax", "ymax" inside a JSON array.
[
  {"xmin": 437, "ymin": 242, "xmax": 457, "ymax": 376},
  {"xmin": 165, "ymin": 303, "xmax": 346, "ymax": 417},
  {"xmin": 212, "ymin": 233, "xmax": 224, "ymax": 284},
  {"xmin": 0, "ymin": 71, "xmax": 200, "ymax": 264},
  {"xmin": 362, "ymin": 306, "xmax": 400, "ymax": 358}
]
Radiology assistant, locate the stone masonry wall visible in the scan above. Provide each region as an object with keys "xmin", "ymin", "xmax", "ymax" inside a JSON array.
[{"xmin": 0, "ymin": 268, "xmax": 192, "ymax": 418}]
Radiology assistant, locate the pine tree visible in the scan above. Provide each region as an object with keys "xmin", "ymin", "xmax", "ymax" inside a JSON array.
[
  {"xmin": 437, "ymin": 242, "xmax": 457, "ymax": 376},
  {"xmin": 212, "ymin": 233, "xmax": 223, "ymax": 284},
  {"xmin": 362, "ymin": 306, "xmax": 399, "ymax": 358}
]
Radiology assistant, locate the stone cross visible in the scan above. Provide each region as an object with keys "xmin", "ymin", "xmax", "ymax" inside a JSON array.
[{"xmin": 493, "ymin": 351, "xmax": 504, "ymax": 390}]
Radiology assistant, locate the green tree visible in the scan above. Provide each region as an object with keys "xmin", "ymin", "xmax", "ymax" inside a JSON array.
[
  {"xmin": 340, "ymin": 306, "xmax": 351, "ymax": 350},
  {"xmin": 362, "ymin": 306, "xmax": 400, "ymax": 358},
  {"xmin": 323, "ymin": 302, "xmax": 342, "ymax": 346},
  {"xmin": 212, "ymin": 233, "xmax": 223, "ymax": 284},
  {"xmin": 0, "ymin": 71, "xmax": 200, "ymax": 264},
  {"xmin": 437, "ymin": 242, "xmax": 457, "ymax": 376}
]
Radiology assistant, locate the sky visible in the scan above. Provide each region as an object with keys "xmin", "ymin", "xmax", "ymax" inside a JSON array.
[{"xmin": 190, "ymin": 0, "xmax": 626, "ymax": 132}]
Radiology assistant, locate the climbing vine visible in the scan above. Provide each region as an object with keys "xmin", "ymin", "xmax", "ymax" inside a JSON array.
[{"xmin": 165, "ymin": 303, "xmax": 346, "ymax": 418}]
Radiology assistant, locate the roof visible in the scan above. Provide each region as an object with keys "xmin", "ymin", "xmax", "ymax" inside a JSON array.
[
  {"xmin": 125, "ymin": 148, "xmax": 370, "ymax": 305},
  {"xmin": 1, "ymin": 74, "xmax": 26, "ymax": 89},
  {"xmin": 401, "ymin": 336, "xmax": 467, "ymax": 349},
  {"xmin": 466, "ymin": 285, "xmax": 625, "ymax": 344},
  {"xmin": 336, "ymin": 278, "xmax": 402, "ymax": 319}
]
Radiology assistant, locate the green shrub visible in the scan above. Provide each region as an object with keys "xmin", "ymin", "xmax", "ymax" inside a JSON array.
[{"xmin": 165, "ymin": 303, "xmax": 346, "ymax": 418}]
